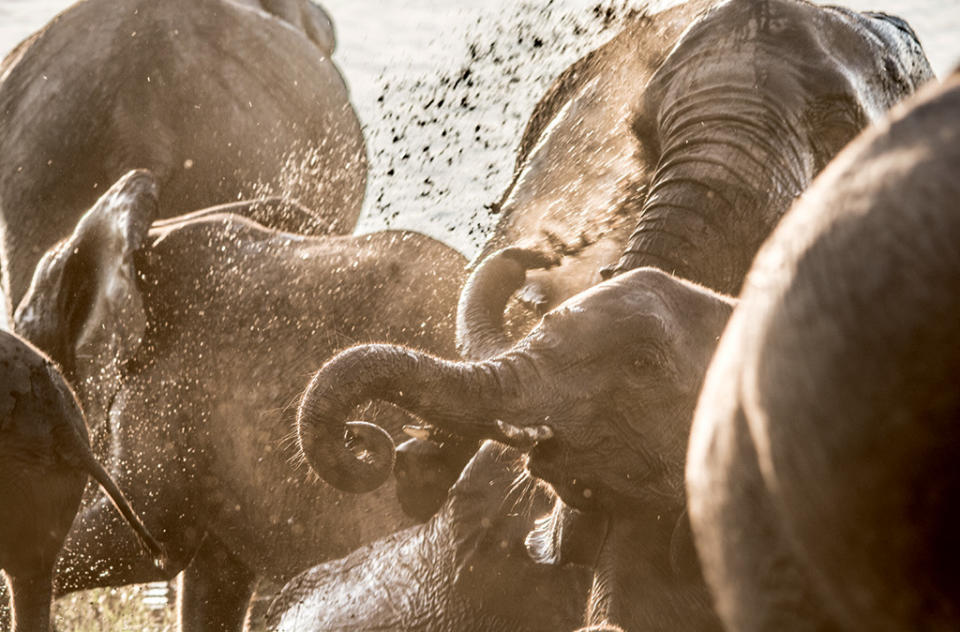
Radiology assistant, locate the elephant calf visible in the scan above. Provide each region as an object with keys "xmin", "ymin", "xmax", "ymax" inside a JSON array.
[
  {"xmin": 687, "ymin": 69, "xmax": 960, "ymax": 631},
  {"xmin": 0, "ymin": 330, "xmax": 164, "ymax": 632},
  {"xmin": 268, "ymin": 442, "xmax": 593, "ymax": 631},
  {"xmin": 295, "ymin": 248, "xmax": 734, "ymax": 630}
]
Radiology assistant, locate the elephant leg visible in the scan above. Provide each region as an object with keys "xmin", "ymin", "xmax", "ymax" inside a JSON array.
[
  {"xmin": 53, "ymin": 495, "xmax": 193, "ymax": 596},
  {"xmin": 585, "ymin": 516, "xmax": 719, "ymax": 631},
  {"xmin": 178, "ymin": 535, "xmax": 257, "ymax": 632},
  {"xmin": 4, "ymin": 568, "xmax": 53, "ymax": 632}
]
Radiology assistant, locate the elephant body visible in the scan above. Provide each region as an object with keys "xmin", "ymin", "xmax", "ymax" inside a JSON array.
[
  {"xmin": 0, "ymin": 330, "xmax": 163, "ymax": 632},
  {"xmin": 687, "ymin": 70, "xmax": 960, "ymax": 632},
  {"xmin": 480, "ymin": 0, "xmax": 932, "ymax": 318},
  {"xmin": 0, "ymin": 0, "xmax": 366, "ymax": 314},
  {"xmin": 268, "ymin": 442, "xmax": 593, "ymax": 631},
  {"xmin": 13, "ymin": 171, "xmax": 466, "ymax": 630}
]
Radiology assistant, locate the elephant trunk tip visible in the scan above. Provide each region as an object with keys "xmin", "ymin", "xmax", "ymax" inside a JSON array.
[
  {"xmin": 296, "ymin": 365, "xmax": 397, "ymax": 494},
  {"xmin": 457, "ymin": 246, "xmax": 560, "ymax": 360}
]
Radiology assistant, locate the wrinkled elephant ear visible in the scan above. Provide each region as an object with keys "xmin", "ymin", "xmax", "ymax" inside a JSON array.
[{"xmin": 14, "ymin": 169, "xmax": 159, "ymax": 414}]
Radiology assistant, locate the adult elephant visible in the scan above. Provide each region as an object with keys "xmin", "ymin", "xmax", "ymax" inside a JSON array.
[
  {"xmin": 13, "ymin": 170, "xmax": 466, "ymax": 631},
  {"xmin": 1, "ymin": 330, "xmax": 164, "ymax": 632},
  {"xmin": 267, "ymin": 442, "xmax": 594, "ymax": 632},
  {"xmin": 687, "ymin": 71, "xmax": 960, "ymax": 631},
  {"xmin": 0, "ymin": 0, "xmax": 366, "ymax": 315},
  {"xmin": 477, "ymin": 0, "xmax": 932, "ymax": 320}
]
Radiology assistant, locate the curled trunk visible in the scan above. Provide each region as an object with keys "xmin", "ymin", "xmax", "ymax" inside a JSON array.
[
  {"xmin": 297, "ymin": 345, "xmax": 527, "ymax": 493},
  {"xmin": 456, "ymin": 248, "xmax": 556, "ymax": 360}
]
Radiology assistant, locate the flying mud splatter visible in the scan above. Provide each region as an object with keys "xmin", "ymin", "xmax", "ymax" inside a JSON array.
[{"xmin": 354, "ymin": 1, "xmax": 644, "ymax": 258}]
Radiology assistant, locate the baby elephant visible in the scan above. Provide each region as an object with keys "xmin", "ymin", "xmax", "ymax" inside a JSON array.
[{"xmin": 0, "ymin": 331, "xmax": 164, "ymax": 632}]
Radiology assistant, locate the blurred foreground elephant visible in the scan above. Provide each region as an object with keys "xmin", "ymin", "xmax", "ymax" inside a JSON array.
[
  {"xmin": 0, "ymin": 0, "xmax": 366, "ymax": 314},
  {"xmin": 1, "ymin": 330, "xmax": 164, "ymax": 632},
  {"xmin": 687, "ymin": 70, "xmax": 960, "ymax": 632},
  {"xmin": 475, "ymin": 0, "xmax": 932, "ymax": 327},
  {"xmin": 268, "ymin": 442, "xmax": 593, "ymax": 631},
  {"xmin": 13, "ymin": 170, "xmax": 466, "ymax": 631}
]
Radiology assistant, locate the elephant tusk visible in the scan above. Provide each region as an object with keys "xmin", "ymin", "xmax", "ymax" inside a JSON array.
[
  {"xmin": 402, "ymin": 425, "xmax": 432, "ymax": 441},
  {"xmin": 496, "ymin": 420, "xmax": 554, "ymax": 445}
]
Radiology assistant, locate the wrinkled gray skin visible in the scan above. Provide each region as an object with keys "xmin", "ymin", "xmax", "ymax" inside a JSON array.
[
  {"xmin": 268, "ymin": 442, "xmax": 594, "ymax": 631},
  {"xmin": 478, "ymin": 0, "xmax": 932, "ymax": 319},
  {"xmin": 0, "ymin": 330, "xmax": 164, "ymax": 632},
  {"xmin": 13, "ymin": 170, "xmax": 466, "ymax": 632},
  {"xmin": 0, "ymin": 0, "xmax": 365, "ymax": 315},
  {"xmin": 297, "ymin": 248, "xmax": 734, "ymax": 630},
  {"xmin": 688, "ymin": 71, "xmax": 960, "ymax": 632}
]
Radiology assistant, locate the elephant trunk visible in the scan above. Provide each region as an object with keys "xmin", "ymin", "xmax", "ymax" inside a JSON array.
[
  {"xmin": 298, "ymin": 344, "xmax": 538, "ymax": 492},
  {"xmin": 614, "ymin": 84, "xmax": 812, "ymax": 294},
  {"xmin": 456, "ymin": 248, "xmax": 557, "ymax": 361}
]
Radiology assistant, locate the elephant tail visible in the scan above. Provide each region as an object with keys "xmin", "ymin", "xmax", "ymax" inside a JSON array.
[{"xmin": 77, "ymin": 449, "xmax": 170, "ymax": 571}]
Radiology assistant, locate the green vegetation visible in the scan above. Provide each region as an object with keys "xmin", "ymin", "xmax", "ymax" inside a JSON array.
[
  {"xmin": 53, "ymin": 586, "xmax": 175, "ymax": 632},
  {"xmin": 47, "ymin": 584, "xmax": 272, "ymax": 631}
]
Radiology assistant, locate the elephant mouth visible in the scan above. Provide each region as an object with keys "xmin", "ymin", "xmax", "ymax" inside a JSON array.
[
  {"xmin": 404, "ymin": 419, "xmax": 555, "ymax": 451},
  {"xmin": 526, "ymin": 440, "xmax": 602, "ymax": 512},
  {"xmin": 495, "ymin": 419, "xmax": 555, "ymax": 449}
]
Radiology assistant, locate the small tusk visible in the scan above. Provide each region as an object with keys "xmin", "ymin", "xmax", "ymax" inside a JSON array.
[
  {"xmin": 497, "ymin": 420, "xmax": 554, "ymax": 444},
  {"xmin": 497, "ymin": 419, "xmax": 526, "ymax": 441},
  {"xmin": 402, "ymin": 425, "xmax": 431, "ymax": 441},
  {"xmin": 530, "ymin": 425, "xmax": 554, "ymax": 441}
]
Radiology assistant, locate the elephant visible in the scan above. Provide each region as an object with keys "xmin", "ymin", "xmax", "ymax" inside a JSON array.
[
  {"xmin": 1, "ymin": 330, "xmax": 164, "ymax": 632},
  {"xmin": 686, "ymin": 69, "xmax": 960, "ymax": 632},
  {"xmin": 229, "ymin": 0, "xmax": 337, "ymax": 56},
  {"xmin": 295, "ymin": 247, "xmax": 735, "ymax": 630},
  {"xmin": 267, "ymin": 442, "xmax": 594, "ymax": 631},
  {"xmin": 12, "ymin": 169, "xmax": 467, "ymax": 631},
  {"xmin": 477, "ymin": 0, "xmax": 933, "ymax": 321},
  {"xmin": 0, "ymin": 0, "xmax": 366, "ymax": 315}
]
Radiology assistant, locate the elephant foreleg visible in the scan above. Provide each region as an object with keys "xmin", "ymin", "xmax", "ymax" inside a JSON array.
[
  {"xmin": 4, "ymin": 568, "xmax": 53, "ymax": 632},
  {"xmin": 178, "ymin": 535, "xmax": 256, "ymax": 632}
]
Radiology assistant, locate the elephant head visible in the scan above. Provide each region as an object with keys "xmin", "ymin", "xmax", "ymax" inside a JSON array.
[
  {"xmin": 475, "ymin": 0, "xmax": 933, "ymax": 326},
  {"xmin": 611, "ymin": 0, "xmax": 933, "ymax": 292},
  {"xmin": 297, "ymin": 247, "xmax": 734, "ymax": 512},
  {"xmin": 269, "ymin": 442, "xmax": 595, "ymax": 631}
]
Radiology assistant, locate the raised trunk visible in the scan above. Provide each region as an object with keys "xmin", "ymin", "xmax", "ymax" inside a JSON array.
[
  {"xmin": 297, "ymin": 344, "xmax": 530, "ymax": 493},
  {"xmin": 615, "ymin": 80, "xmax": 812, "ymax": 294},
  {"xmin": 456, "ymin": 248, "xmax": 555, "ymax": 361}
]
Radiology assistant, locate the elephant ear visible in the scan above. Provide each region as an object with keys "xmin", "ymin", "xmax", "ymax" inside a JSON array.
[
  {"xmin": 669, "ymin": 508, "xmax": 704, "ymax": 582},
  {"xmin": 525, "ymin": 497, "xmax": 605, "ymax": 567},
  {"xmin": 15, "ymin": 169, "xmax": 159, "ymax": 420}
]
